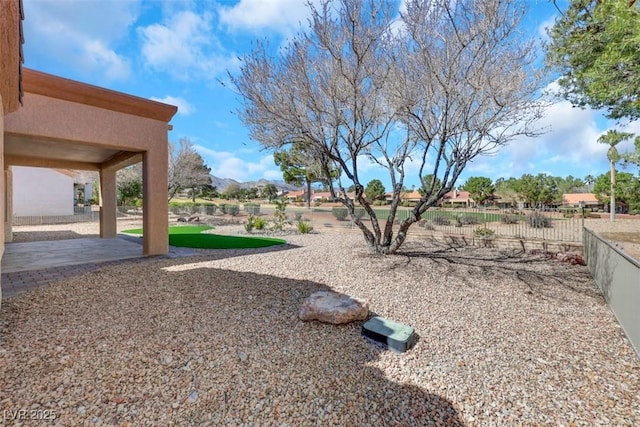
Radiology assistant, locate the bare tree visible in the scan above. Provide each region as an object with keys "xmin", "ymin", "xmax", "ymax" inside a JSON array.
[
  {"xmin": 231, "ymin": 0, "xmax": 544, "ymax": 254},
  {"xmin": 168, "ymin": 137, "xmax": 213, "ymax": 202}
]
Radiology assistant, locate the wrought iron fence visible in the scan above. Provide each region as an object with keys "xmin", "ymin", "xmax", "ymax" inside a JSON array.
[
  {"xmin": 12, "ymin": 206, "xmax": 143, "ymax": 226},
  {"xmin": 13, "ymin": 203, "xmax": 587, "ymax": 243},
  {"xmin": 243, "ymin": 205, "xmax": 586, "ymax": 243}
]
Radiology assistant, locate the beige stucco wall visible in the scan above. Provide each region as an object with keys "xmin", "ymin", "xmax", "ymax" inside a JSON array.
[
  {"xmin": 5, "ymin": 93, "xmax": 169, "ymax": 152},
  {"xmin": 13, "ymin": 166, "xmax": 74, "ymax": 216},
  {"xmin": 1, "ymin": 94, "xmax": 5, "ymax": 309},
  {"xmin": 0, "ymin": 0, "xmax": 22, "ymax": 115}
]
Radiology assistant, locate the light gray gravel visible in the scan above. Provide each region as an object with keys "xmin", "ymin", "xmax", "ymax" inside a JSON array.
[{"xmin": 1, "ymin": 228, "xmax": 639, "ymax": 425}]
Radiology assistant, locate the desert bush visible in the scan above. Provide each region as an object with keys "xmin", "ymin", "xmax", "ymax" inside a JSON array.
[
  {"xmin": 297, "ymin": 219, "xmax": 313, "ymax": 234},
  {"xmin": 244, "ymin": 203, "xmax": 260, "ymax": 215},
  {"xmin": 373, "ymin": 199, "xmax": 387, "ymax": 206},
  {"xmin": 245, "ymin": 215, "xmax": 256, "ymax": 232},
  {"xmin": 418, "ymin": 220, "xmax": 435, "ymax": 231},
  {"xmin": 528, "ymin": 212, "xmax": 551, "ymax": 228},
  {"xmin": 459, "ymin": 214, "xmax": 479, "ymax": 225},
  {"xmin": 254, "ymin": 216, "xmax": 266, "ymax": 230},
  {"xmin": 431, "ymin": 215, "xmax": 451, "ymax": 226},
  {"xmin": 221, "ymin": 204, "xmax": 240, "ymax": 216},
  {"xmin": 501, "ymin": 214, "xmax": 519, "ymax": 224},
  {"xmin": 474, "ymin": 226, "xmax": 495, "ymax": 237},
  {"xmin": 332, "ymin": 207, "xmax": 349, "ymax": 221},
  {"xmin": 272, "ymin": 198, "xmax": 289, "ymax": 231},
  {"xmin": 353, "ymin": 207, "xmax": 366, "ymax": 220},
  {"xmin": 203, "ymin": 203, "xmax": 217, "ymax": 215}
]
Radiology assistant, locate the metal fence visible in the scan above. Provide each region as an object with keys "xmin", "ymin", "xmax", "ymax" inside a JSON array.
[
  {"xmin": 13, "ymin": 203, "xmax": 586, "ymax": 243},
  {"xmin": 249, "ymin": 205, "xmax": 586, "ymax": 243},
  {"xmin": 12, "ymin": 206, "xmax": 143, "ymax": 226}
]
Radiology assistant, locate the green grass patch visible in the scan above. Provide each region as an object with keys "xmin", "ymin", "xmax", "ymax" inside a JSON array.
[
  {"xmin": 168, "ymin": 233, "xmax": 285, "ymax": 249},
  {"xmin": 122, "ymin": 225, "xmax": 285, "ymax": 249}
]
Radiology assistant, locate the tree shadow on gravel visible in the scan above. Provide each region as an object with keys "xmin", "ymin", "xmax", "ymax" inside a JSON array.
[
  {"xmin": 0, "ymin": 263, "xmax": 465, "ymax": 426},
  {"xmin": 391, "ymin": 242, "xmax": 601, "ymax": 301}
]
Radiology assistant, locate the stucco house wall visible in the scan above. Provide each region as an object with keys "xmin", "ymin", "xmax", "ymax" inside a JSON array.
[
  {"xmin": 12, "ymin": 166, "xmax": 74, "ymax": 216},
  {"xmin": 1, "ymin": 0, "xmax": 24, "ymax": 310}
]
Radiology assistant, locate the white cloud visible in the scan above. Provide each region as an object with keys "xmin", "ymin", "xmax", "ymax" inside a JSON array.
[
  {"xmin": 218, "ymin": 0, "xmax": 313, "ymax": 34},
  {"xmin": 23, "ymin": 0, "xmax": 138, "ymax": 81},
  {"xmin": 138, "ymin": 10, "xmax": 240, "ymax": 80},
  {"xmin": 194, "ymin": 146, "xmax": 279, "ymax": 182},
  {"xmin": 84, "ymin": 40, "xmax": 131, "ymax": 81},
  {"xmin": 150, "ymin": 95, "xmax": 196, "ymax": 116},
  {"xmin": 537, "ymin": 14, "xmax": 557, "ymax": 41}
]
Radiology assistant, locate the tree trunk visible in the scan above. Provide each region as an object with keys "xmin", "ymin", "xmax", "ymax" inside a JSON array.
[
  {"xmin": 610, "ymin": 160, "xmax": 616, "ymax": 221},
  {"xmin": 306, "ymin": 179, "xmax": 312, "ymax": 209}
]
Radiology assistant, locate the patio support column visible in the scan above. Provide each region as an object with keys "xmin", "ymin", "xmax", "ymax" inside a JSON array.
[
  {"xmin": 142, "ymin": 147, "xmax": 168, "ymax": 256},
  {"xmin": 4, "ymin": 167, "xmax": 12, "ymax": 243},
  {"xmin": 99, "ymin": 169, "xmax": 117, "ymax": 238}
]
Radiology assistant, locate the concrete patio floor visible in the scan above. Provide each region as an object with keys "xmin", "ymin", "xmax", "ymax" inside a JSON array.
[{"xmin": 1, "ymin": 236, "xmax": 198, "ymax": 298}]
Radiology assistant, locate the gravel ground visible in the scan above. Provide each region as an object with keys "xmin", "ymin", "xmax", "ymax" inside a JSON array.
[{"xmin": 0, "ymin": 222, "xmax": 639, "ymax": 425}]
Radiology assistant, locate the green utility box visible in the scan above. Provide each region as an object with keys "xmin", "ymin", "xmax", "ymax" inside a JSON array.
[{"xmin": 361, "ymin": 316, "xmax": 417, "ymax": 353}]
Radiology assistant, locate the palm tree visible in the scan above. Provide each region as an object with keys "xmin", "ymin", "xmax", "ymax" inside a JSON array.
[{"xmin": 597, "ymin": 130, "xmax": 634, "ymax": 221}]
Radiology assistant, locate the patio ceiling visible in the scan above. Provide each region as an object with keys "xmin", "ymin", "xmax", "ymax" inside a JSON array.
[{"xmin": 4, "ymin": 135, "xmax": 142, "ymax": 171}]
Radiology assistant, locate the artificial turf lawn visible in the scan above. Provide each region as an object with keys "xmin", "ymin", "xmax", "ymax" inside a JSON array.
[{"xmin": 122, "ymin": 225, "xmax": 286, "ymax": 249}]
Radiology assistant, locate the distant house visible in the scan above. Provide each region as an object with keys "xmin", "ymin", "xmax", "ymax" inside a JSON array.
[
  {"xmin": 441, "ymin": 190, "xmax": 474, "ymax": 207},
  {"xmin": 385, "ymin": 190, "xmax": 422, "ymax": 203},
  {"xmin": 561, "ymin": 193, "xmax": 602, "ymax": 210},
  {"xmin": 284, "ymin": 190, "xmax": 306, "ymax": 202},
  {"xmin": 311, "ymin": 191, "xmax": 334, "ymax": 202}
]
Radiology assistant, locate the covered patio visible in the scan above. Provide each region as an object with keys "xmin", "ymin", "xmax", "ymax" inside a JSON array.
[{"xmin": 3, "ymin": 68, "xmax": 177, "ymax": 256}]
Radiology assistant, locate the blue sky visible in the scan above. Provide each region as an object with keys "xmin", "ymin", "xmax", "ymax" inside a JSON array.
[{"xmin": 22, "ymin": 0, "xmax": 640, "ymax": 190}]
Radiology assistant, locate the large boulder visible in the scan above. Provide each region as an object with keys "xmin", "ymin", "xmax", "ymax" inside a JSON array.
[{"xmin": 299, "ymin": 291, "xmax": 369, "ymax": 325}]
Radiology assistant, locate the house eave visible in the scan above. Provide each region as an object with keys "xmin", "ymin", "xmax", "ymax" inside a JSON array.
[{"xmin": 22, "ymin": 68, "xmax": 177, "ymax": 123}]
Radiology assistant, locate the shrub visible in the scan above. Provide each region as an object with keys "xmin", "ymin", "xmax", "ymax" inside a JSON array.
[
  {"xmin": 501, "ymin": 214, "xmax": 519, "ymax": 224},
  {"xmin": 528, "ymin": 212, "xmax": 551, "ymax": 228},
  {"xmin": 458, "ymin": 214, "xmax": 479, "ymax": 225},
  {"xmin": 221, "ymin": 204, "xmax": 240, "ymax": 216},
  {"xmin": 203, "ymin": 203, "xmax": 217, "ymax": 215},
  {"xmin": 272, "ymin": 198, "xmax": 289, "ymax": 231},
  {"xmin": 373, "ymin": 199, "xmax": 387, "ymax": 206},
  {"xmin": 353, "ymin": 207, "xmax": 366, "ymax": 220},
  {"xmin": 244, "ymin": 203, "xmax": 260, "ymax": 215},
  {"xmin": 254, "ymin": 216, "xmax": 266, "ymax": 230},
  {"xmin": 418, "ymin": 220, "xmax": 435, "ymax": 231},
  {"xmin": 245, "ymin": 215, "xmax": 256, "ymax": 232},
  {"xmin": 332, "ymin": 207, "xmax": 349, "ymax": 221},
  {"xmin": 474, "ymin": 226, "xmax": 495, "ymax": 237},
  {"xmin": 431, "ymin": 215, "xmax": 451, "ymax": 226},
  {"xmin": 168, "ymin": 202, "xmax": 183, "ymax": 214},
  {"xmin": 297, "ymin": 219, "xmax": 313, "ymax": 234}
]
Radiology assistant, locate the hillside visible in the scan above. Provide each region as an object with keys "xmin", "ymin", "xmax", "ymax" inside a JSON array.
[{"xmin": 210, "ymin": 175, "xmax": 300, "ymax": 193}]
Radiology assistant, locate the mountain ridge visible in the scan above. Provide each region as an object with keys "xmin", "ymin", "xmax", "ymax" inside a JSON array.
[{"xmin": 210, "ymin": 175, "xmax": 301, "ymax": 192}]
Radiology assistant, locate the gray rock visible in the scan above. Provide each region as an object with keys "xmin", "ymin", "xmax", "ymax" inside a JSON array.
[{"xmin": 299, "ymin": 291, "xmax": 369, "ymax": 324}]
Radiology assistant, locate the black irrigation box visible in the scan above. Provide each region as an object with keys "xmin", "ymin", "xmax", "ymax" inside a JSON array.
[{"xmin": 361, "ymin": 316, "xmax": 416, "ymax": 353}]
